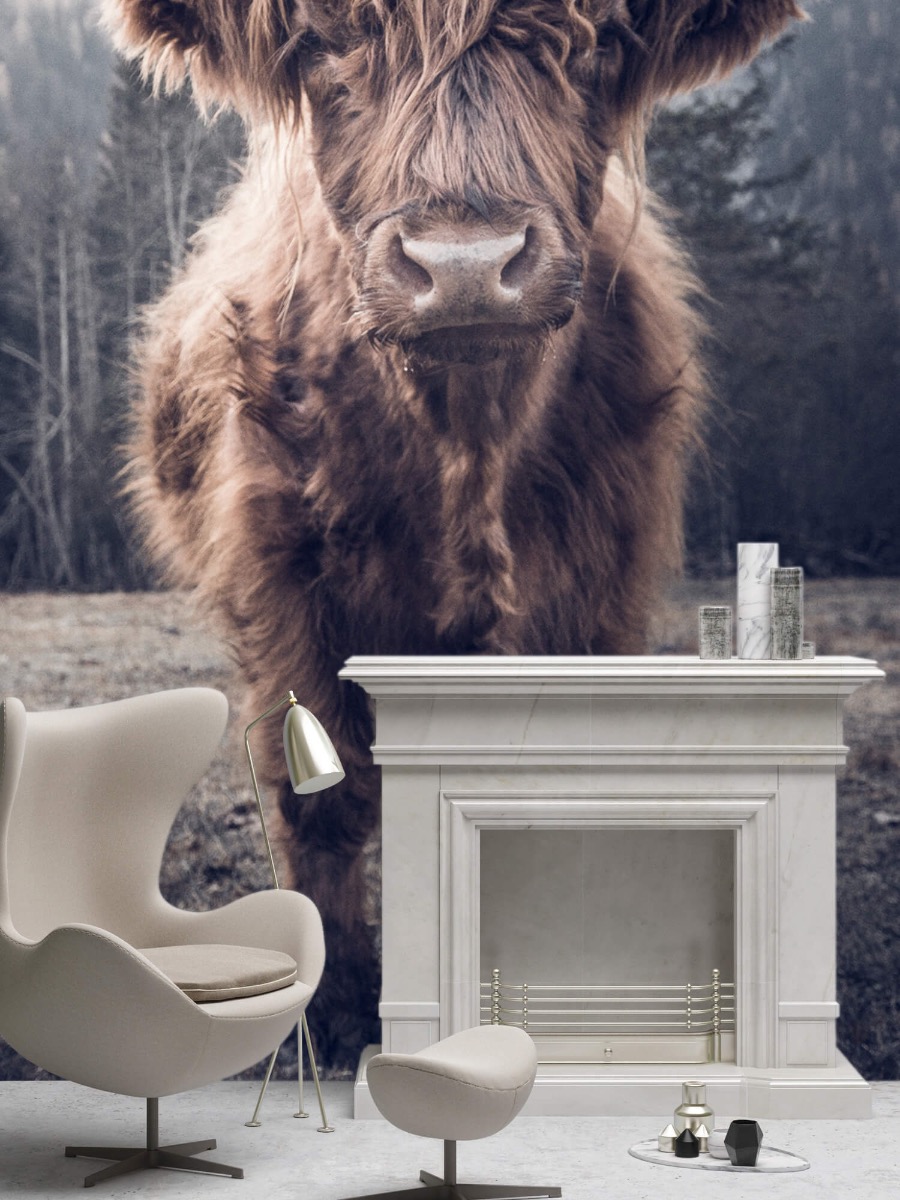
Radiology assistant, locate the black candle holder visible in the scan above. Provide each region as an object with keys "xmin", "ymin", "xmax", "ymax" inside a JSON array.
[
  {"xmin": 674, "ymin": 1128, "xmax": 700, "ymax": 1159},
  {"xmin": 724, "ymin": 1119, "xmax": 763, "ymax": 1166}
]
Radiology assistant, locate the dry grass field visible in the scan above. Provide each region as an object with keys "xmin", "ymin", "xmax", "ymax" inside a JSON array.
[{"xmin": 0, "ymin": 580, "xmax": 897, "ymax": 1080}]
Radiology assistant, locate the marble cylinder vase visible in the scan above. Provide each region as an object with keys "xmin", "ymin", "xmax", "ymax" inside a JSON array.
[
  {"xmin": 737, "ymin": 543, "xmax": 779, "ymax": 658},
  {"xmin": 739, "ymin": 544, "xmax": 782, "ymax": 657},
  {"xmin": 771, "ymin": 567, "xmax": 804, "ymax": 660}
]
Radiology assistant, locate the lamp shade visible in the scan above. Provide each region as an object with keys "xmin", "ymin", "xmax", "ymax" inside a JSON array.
[{"xmin": 282, "ymin": 703, "xmax": 345, "ymax": 794}]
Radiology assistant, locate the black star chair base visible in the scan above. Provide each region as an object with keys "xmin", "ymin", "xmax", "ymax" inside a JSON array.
[{"xmin": 65, "ymin": 1098, "xmax": 243, "ymax": 1188}]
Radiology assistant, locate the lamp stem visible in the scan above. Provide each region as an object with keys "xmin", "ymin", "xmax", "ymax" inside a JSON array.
[
  {"xmin": 242, "ymin": 691, "xmax": 332, "ymax": 1134},
  {"xmin": 244, "ymin": 694, "xmax": 297, "ymax": 891}
]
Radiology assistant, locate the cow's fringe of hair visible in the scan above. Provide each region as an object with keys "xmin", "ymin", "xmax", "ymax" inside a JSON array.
[
  {"xmin": 359, "ymin": 0, "xmax": 597, "ymax": 75},
  {"xmin": 345, "ymin": 0, "xmax": 598, "ymax": 130}
]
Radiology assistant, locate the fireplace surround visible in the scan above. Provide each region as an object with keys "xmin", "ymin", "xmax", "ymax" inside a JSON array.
[{"xmin": 340, "ymin": 656, "xmax": 883, "ymax": 1120}]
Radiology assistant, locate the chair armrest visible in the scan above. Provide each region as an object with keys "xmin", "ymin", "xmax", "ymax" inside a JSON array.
[
  {"xmin": 0, "ymin": 923, "xmax": 209, "ymax": 1097},
  {"xmin": 152, "ymin": 889, "xmax": 326, "ymax": 992}
]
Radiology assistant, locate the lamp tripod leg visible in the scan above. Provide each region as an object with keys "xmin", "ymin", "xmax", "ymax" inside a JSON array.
[
  {"xmin": 244, "ymin": 1018, "xmax": 330, "ymax": 1130},
  {"xmin": 302, "ymin": 1012, "xmax": 334, "ymax": 1132},
  {"xmin": 294, "ymin": 1021, "xmax": 309, "ymax": 1118},
  {"xmin": 245, "ymin": 1045, "xmax": 280, "ymax": 1128}
]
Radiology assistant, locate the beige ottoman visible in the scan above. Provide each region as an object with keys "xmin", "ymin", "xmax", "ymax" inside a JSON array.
[{"xmin": 349, "ymin": 1025, "xmax": 561, "ymax": 1200}]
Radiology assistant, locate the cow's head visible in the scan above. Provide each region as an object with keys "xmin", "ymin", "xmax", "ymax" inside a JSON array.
[{"xmin": 106, "ymin": 0, "xmax": 803, "ymax": 366}]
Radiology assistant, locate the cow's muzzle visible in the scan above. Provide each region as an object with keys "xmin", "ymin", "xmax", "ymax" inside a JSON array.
[{"xmin": 360, "ymin": 207, "xmax": 581, "ymax": 356}]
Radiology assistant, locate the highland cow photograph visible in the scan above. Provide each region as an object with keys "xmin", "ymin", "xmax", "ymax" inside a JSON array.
[{"xmin": 0, "ymin": 0, "xmax": 898, "ymax": 1196}]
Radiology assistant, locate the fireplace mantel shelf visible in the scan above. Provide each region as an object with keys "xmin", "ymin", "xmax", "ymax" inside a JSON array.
[
  {"xmin": 341, "ymin": 655, "xmax": 883, "ymax": 697},
  {"xmin": 341, "ymin": 655, "xmax": 883, "ymax": 768}
]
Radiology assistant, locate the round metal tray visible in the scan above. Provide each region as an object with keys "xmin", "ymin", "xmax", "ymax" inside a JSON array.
[{"xmin": 629, "ymin": 1139, "xmax": 810, "ymax": 1173}]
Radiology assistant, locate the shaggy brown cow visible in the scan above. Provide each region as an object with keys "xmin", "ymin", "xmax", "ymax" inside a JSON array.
[{"xmin": 104, "ymin": 0, "xmax": 804, "ymax": 1070}]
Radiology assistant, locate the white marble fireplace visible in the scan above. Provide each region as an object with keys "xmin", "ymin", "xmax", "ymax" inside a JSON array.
[{"xmin": 340, "ymin": 656, "xmax": 883, "ymax": 1120}]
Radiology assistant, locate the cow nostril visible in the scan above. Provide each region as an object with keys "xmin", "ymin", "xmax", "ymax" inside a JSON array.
[
  {"xmin": 388, "ymin": 235, "xmax": 433, "ymax": 295},
  {"xmin": 500, "ymin": 225, "xmax": 537, "ymax": 290}
]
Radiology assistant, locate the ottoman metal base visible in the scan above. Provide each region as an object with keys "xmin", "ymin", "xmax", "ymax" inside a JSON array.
[{"xmin": 344, "ymin": 1140, "xmax": 561, "ymax": 1200}]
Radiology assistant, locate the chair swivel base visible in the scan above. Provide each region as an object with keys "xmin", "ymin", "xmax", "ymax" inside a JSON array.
[
  {"xmin": 64, "ymin": 1097, "xmax": 243, "ymax": 1188},
  {"xmin": 64, "ymin": 1142, "xmax": 244, "ymax": 1189},
  {"xmin": 343, "ymin": 1176, "xmax": 561, "ymax": 1200},
  {"xmin": 342, "ymin": 1141, "xmax": 561, "ymax": 1200}
]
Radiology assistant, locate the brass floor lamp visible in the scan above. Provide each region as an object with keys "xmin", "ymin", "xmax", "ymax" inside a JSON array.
[{"xmin": 242, "ymin": 691, "xmax": 344, "ymax": 1132}]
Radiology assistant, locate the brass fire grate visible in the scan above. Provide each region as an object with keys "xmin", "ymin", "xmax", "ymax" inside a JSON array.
[{"xmin": 480, "ymin": 967, "xmax": 736, "ymax": 1065}]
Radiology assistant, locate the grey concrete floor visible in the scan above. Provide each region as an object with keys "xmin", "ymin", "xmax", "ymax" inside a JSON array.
[{"xmin": 1, "ymin": 1081, "xmax": 898, "ymax": 1199}]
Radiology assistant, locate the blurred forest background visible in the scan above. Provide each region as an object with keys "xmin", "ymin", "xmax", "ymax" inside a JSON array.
[{"xmin": 0, "ymin": 0, "xmax": 898, "ymax": 587}]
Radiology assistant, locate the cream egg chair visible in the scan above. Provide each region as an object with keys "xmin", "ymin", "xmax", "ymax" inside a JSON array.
[{"xmin": 0, "ymin": 688, "xmax": 325, "ymax": 1187}]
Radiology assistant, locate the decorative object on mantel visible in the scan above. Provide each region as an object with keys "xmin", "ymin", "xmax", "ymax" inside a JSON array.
[
  {"xmin": 673, "ymin": 1080, "xmax": 715, "ymax": 1135},
  {"xmin": 771, "ymin": 567, "xmax": 804, "ymax": 659},
  {"xmin": 693, "ymin": 1124, "xmax": 710, "ymax": 1152},
  {"xmin": 707, "ymin": 1127, "xmax": 730, "ymax": 1159},
  {"xmin": 725, "ymin": 1119, "xmax": 764, "ymax": 1167},
  {"xmin": 699, "ymin": 606, "xmax": 732, "ymax": 658},
  {"xmin": 801, "ymin": 640, "xmax": 815, "ymax": 659},
  {"xmin": 674, "ymin": 1129, "xmax": 700, "ymax": 1158},
  {"xmin": 242, "ymin": 690, "xmax": 344, "ymax": 1133},
  {"xmin": 628, "ymin": 1140, "xmax": 809, "ymax": 1173},
  {"xmin": 737, "ymin": 542, "xmax": 779, "ymax": 658},
  {"xmin": 657, "ymin": 1124, "xmax": 678, "ymax": 1152}
]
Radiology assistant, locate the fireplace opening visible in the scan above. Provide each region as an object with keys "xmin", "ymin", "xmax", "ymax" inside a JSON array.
[{"xmin": 479, "ymin": 829, "xmax": 736, "ymax": 1065}]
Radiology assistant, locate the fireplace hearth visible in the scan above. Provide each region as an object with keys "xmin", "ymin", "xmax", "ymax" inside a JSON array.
[{"xmin": 340, "ymin": 655, "xmax": 883, "ymax": 1119}]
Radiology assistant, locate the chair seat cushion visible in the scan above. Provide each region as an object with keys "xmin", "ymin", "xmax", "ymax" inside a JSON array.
[{"xmin": 139, "ymin": 943, "xmax": 297, "ymax": 1003}]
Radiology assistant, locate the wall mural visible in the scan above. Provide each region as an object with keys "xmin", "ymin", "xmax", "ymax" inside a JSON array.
[{"xmin": 0, "ymin": 0, "xmax": 898, "ymax": 1082}]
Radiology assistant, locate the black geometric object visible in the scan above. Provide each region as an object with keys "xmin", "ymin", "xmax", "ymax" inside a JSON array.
[
  {"xmin": 724, "ymin": 1119, "xmax": 764, "ymax": 1167},
  {"xmin": 674, "ymin": 1129, "xmax": 700, "ymax": 1159}
]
